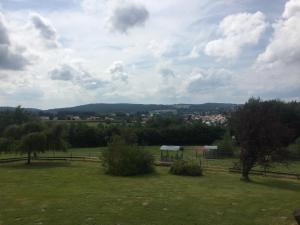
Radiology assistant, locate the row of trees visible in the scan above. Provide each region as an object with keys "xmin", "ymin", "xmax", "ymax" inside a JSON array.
[
  {"xmin": 67, "ymin": 118, "xmax": 225, "ymax": 147},
  {"xmin": 0, "ymin": 107, "xmax": 68, "ymax": 164}
]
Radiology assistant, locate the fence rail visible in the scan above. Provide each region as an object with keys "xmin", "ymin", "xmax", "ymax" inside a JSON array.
[
  {"xmin": 0, "ymin": 156, "xmax": 100, "ymax": 163},
  {"xmin": 229, "ymin": 168, "xmax": 300, "ymax": 180},
  {"xmin": 1, "ymin": 156, "xmax": 299, "ymax": 180}
]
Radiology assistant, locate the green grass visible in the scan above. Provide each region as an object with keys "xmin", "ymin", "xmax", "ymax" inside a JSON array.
[{"xmin": 0, "ymin": 161, "xmax": 300, "ymax": 225}]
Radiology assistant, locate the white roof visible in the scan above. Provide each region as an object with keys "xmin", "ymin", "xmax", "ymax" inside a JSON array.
[
  {"xmin": 160, "ymin": 145, "xmax": 181, "ymax": 151},
  {"xmin": 204, "ymin": 145, "xmax": 218, "ymax": 150}
]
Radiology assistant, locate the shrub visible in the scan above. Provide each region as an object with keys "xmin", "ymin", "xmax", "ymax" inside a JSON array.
[
  {"xmin": 170, "ymin": 160, "xmax": 202, "ymax": 176},
  {"xmin": 102, "ymin": 135, "xmax": 154, "ymax": 176}
]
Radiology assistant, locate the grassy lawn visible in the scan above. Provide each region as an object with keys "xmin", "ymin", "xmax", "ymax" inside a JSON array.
[{"xmin": 0, "ymin": 161, "xmax": 300, "ymax": 225}]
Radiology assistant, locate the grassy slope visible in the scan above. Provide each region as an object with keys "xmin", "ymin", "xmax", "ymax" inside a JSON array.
[{"xmin": 0, "ymin": 161, "xmax": 300, "ymax": 225}]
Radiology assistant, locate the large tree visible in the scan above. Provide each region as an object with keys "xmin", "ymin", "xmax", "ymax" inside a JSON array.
[
  {"xmin": 231, "ymin": 98, "xmax": 299, "ymax": 181},
  {"xmin": 18, "ymin": 132, "xmax": 47, "ymax": 164}
]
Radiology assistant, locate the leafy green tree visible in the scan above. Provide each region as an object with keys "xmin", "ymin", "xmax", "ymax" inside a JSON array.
[
  {"xmin": 18, "ymin": 132, "xmax": 47, "ymax": 164},
  {"xmin": 45, "ymin": 124, "xmax": 68, "ymax": 152},
  {"xmin": 13, "ymin": 106, "xmax": 29, "ymax": 124},
  {"xmin": 22, "ymin": 121, "xmax": 45, "ymax": 135},
  {"xmin": 231, "ymin": 98, "xmax": 298, "ymax": 181},
  {"xmin": 102, "ymin": 135, "xmax": 154, "ymax": 176},
  {"xmin": 0, "ymin": 137, "xmax": 13, "ymax": 153},
  {"xmin": 214, "ymin": 130, "xmax": 235, "ymax": 157},
  {"xmin": 3, "ymin": 124, "xmax": 23, "ymax": 140}
]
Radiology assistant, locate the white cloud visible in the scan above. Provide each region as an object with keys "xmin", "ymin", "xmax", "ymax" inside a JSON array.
[
  {"xmin": 107, "ymin": 61, "xmax": 128, "ymax": 82},
  {"xmin": 257, "ymin": 0, "xmax": 300, "ymax": 65},
  {"xmin": 49, "ymin": 64, "xmax": 107, "ymax": 90},
  {"xmin": 30, "ymin": 13, "xmax": 59, "ymax": 48},
  {"xmin": 159, "ymin": 68, "xmax": 175, "ymax": 78},
  {"xmin": 49, "ymin": 64, "xmax": 75, "ymax": 81},
  {"xmin": 186, "ymin": 68, "xmax": 233, "ymax": 93},
  {"xmin": 205, "ymin": 11, "xmax": 267, "ymax": 59},
  {"xmin": 283, "ymin": 0, "xmax": 300, "ymax": 18},
  {"xmin": 0, "ymin": 13, "xmax": 30, "ymax": 70},
  {"xmin": 108, "ymin": 2, "xmax": 149, "ymax": 33}
]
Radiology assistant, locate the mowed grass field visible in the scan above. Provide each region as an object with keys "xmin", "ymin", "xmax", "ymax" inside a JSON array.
[{"xmin": 0, "ymin": 160, "xmax": 300, "ymax": 225}]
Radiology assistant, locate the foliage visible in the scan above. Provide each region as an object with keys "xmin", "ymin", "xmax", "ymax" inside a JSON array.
[
  {"xmin": 288, "ymin": 137, "xmax": 300, "ymax": 159},
  {"xmin": 3, "ymin": 125, "xmax": 23, "ymax": 140},
  {"xmin": 214, "ymin": 130, "xmax": 236, "ymax": 157},
  {"xmin": 64, "ymin": 117, "xmax": 225, "ymax": 148},
  {"xmin": 0, "ymin": 138, "xmax": 13, "ymax": 152},
  {"xmin": 137, "ymin": 120, "xmax": 224, "ymax": 146},
  {"xmin": 0, "ymin": 107, "xmax": 69, "ymax": 164},
  {"xmin": 170, "ymin": 160, "xmax": 203, "ymax": 176},
  {"xmin": 0, "ymin": 106, "xmax": 34, "ymax": 136},
  {"xmin": 102, "ymin": 135, "xmax": 154, "ymax": 176},
  {"xmin": 18, "ymin": 132, "xmax": 47, "ymax": 164},
  {"xmin": 45, "ymin": 124, "xmax": 69, "ymax": 151},
  {"xmin": 67, "ymin": 123, "xmax": 106, "ymax": 147},
  {"xmin": 231, "ymin": 98, "xmax": 299, "ymax": 181}
]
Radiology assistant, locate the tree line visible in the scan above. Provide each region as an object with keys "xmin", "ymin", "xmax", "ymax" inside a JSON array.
[{"xmin": 67, "ymin": 117, "xmax": 225, "ymax": 147}]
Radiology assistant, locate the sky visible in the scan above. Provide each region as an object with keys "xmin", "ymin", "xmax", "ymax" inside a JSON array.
[{"xmin": 0, "ymin": 0, "xmax": 299, "ymax": 109}]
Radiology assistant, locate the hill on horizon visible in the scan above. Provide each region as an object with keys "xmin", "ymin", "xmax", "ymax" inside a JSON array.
[
  {"xmin": 0, "ymin": 103, "xmax": 238, "ymax": 114},
  {"xmin": 45, "ymin": 103, "xmax": 238, "ymax": 114}
]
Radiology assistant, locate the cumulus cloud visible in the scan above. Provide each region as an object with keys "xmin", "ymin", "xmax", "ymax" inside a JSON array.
[
  {"xmin": 107, "ymin": 61, "xmax": 128, "ymax": 81},
  {"xmin": 0, "ymin": 73, "xmax": 8, "ymax": 80},
  {"xmin": 186, "ymin": 68, "xmax": 233, "ymax": 93},
  {"xmin": 30, "ymin": 13, "xmax": 59, "ymax": 48},
  {"xmin": 243, "ymin": 0, "xmax": 300, "ymax": 100},
  {"xmin": 257, "ymin": 0, "xmax": 300, "ymax": 65},
  {"xmin": 49, "ymin": 64, "xmax": 106, "ymax": 90},
  {"xmin": 108, "ymin": 3, "xmax": 149, "ymax": 33},
  {"xmin": 0, "ymin": 14, "xmax": 29, "ymax": 70},
  {"xmin": 50, "ymin": 64, "xmax": 75, "ymax": 81},
  {"xmin": 205, "ymin": 12, "xmax": 267, "ymax": 59},
  {"xmin": 159, "ymin": 68, "xmax": 175, "ymax": 78}
]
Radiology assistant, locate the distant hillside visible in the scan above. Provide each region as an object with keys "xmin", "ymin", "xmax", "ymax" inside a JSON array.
[
  {"xmin": 1, "ymin": 103, "xmax": 238, "ymax": 114},
  {"xmin": 46, "ymin": 103, "xmax": 172, "ymax": 114},
  {"xmin": 45, "ymin": 103, "xmax": 238, "ymax": 114}
]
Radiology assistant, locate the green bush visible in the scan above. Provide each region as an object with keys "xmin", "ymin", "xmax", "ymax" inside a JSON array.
[
  {"xmin": 102, "ymin": 135, "xmax": 154, "ymax": 176},
  {"xmin": 170, "ymin": 160, "xmax": 202, "ymax": 176}
]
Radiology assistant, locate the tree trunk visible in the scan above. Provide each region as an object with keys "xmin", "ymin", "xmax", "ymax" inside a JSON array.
[
  {"xmin": 240, "ymin": 167, "xmax": 250, "ymax": 181},
  {"xmin": 240, "ymin": 159, "xmax": 253, "ymax": 182},
  {"xmin": 240, "ymin": 148, "xmax": 255, "ymax": 181},
  {"xmin": 27, "ymin": 152, "xmax": 31, "ymax": 165}
]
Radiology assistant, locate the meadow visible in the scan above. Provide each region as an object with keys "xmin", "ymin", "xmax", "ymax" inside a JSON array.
[{"xmin": 0, "ymin": 147, "xmax": 300, "ymax": 225}]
